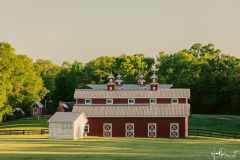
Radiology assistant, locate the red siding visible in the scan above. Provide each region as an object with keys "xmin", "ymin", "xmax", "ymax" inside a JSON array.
[
  {"xmin": 92, "ymin": 99, "xmax": 106, "ymax": 104},
  {"xmin": 179, "ymin": 98, "xmax": 187, "ymax": 104},
  {"xmin": 113, "ymin": 99, "xmax": 128, "ymax": 104},
  {"xmin": 135, "ymin": 99, "xmax": 149, "ymax": 104},
  {"xmin": 77, "ymin": 99, "xmax": 85, "ymax": 104},
  {"xmin": 87, "ymin": 117, "xmax": 187, "ymax": 138},
  {"xmin": 157, "ymin": 98, "xmax": 171, "ymax": 104}
]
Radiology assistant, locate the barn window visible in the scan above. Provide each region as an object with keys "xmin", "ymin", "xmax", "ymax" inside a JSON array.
[
  {"xmin": 150, "ymin": 99, "xmax": 157, "ymax": 104},
  {"xmin": 103, "ymin": 123, "xmax": 112, "ymax": 137},
  {"xmin": 84, "ymin": 124, "xmax": 89, "ymax": 133},
  {"xmin": 128, "ymin": 99, "xmax": 135, "ymax": 104},
  {"xmin": 170, "ymin": 123, "xmax": 179, "ymax": 138},
  {"xmin": 171, "ymin": 98, "xmax": 178, "ymax": 104},
  {"xmin": 85, "ymin": 99, "xmax": 92, "ymax": 105},
  {"xmin": 125, "ymin": 123, "xmax": 134, "ymax": 137},
  {"xmin": 106, "ymin": 99, "xmax": 113, "ymax": 104},
  {"xmin": 148, "ymin": 123, "xmax": 157, "ymax": 137}
]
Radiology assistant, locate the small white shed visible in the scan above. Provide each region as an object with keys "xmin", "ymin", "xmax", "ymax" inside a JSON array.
[{"xmin": 48, "ymin": 112, "xmax": 88, "ymax": 140}]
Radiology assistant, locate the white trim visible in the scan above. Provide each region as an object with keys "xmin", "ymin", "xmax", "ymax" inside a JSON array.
[
  {"xmin": 171, "ymin": 98, "xmax": 178, "ymax": 104},
  {"xmin": 150, "ymin": 99, "xmax": 157, "ymax": 104},
  {"xmin": 103, "ymin": 123, "xmax": 112, "ymax": 137},
  {"xmin": 148, "ymin": 123, "xmax": 157, "ymax": 137},
  {"xmin": 128, "ymin": 99, "xmax": 135, "ymax": 105},
  {"xmin": 106, "ymin": 99, "xmax": 113, "ymax": 105},
  {"xmin": 85, "ymin": 99, "xmax": 92, "ymax": 105},
  {"xmin": 170, "ymin": 123, "xmax": 179, "ymax": 138},
  {"xmin": 125, "ymin": 123, "xmax": 134, "ymax": 137}
]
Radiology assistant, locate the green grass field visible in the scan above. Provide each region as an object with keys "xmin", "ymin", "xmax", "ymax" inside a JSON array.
[
  {"xmin": 0, "ymin": 135, "xmax": 239, "ymax": 160},
  {"xmin": 0, "ymin": 114, "xmax": 240, "ymax": 160}
]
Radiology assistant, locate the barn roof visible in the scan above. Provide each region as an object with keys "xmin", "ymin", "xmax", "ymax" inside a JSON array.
[
  {"xmin": 74, "ymin": 89, "xmax": 190, "ymax": 99},
  {"xmin": 87, "ymin": 84, "xmax": 173, "ymax": 90},
  {"xmin": 48, "ymin": 112, "xmax": 87, "ymax": 123},
  {"xmin": 31, "ymin": 101, "xmax": 44, "ymax": 108},
  {"xmin": 72, "ymin": 104, "xmax": 190, "ymax": 117}
]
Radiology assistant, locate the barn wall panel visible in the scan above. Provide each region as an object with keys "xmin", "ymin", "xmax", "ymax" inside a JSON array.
[
  {"xmin": 87, "ymin": 117, "xmax": 186, "ymax": 138},
  {"xmin": 157, "ymin": 98, "xmax": 171, "ymax": 104}
]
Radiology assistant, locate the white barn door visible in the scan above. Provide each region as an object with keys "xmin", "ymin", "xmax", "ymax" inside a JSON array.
[
  {"xmin": 148, "ymin": 123, "xmax": 157, "ymax": 137},
  {"xmin": 103, "ymin": 123, "xmax": 112, "ymax": 137},
  {"xmin": 170, "ymin": 123, "xmax": 179, "ymax": 138},
  {"xmin": 125, "ymin": 123, "xmax": 134, "ymax": 137}
]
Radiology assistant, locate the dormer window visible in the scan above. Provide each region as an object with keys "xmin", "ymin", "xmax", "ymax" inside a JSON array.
[
  {"xmin": 150, "ymin": 99, "xmax": 157, "ymax": 104},
  {"xmin": 171, "ymin": 98, "xmax": 178, "ymax": 104},
  {"xmin": 85, "ymin": 99, "xmax": 92, "ymax": 105},
  {"xmin": 106, "ymin": 99, "xmax": 113, "ymax": 104},
  {"xmin": 128, "ymin": 99, "xmax": 135, "ymax": 104}
]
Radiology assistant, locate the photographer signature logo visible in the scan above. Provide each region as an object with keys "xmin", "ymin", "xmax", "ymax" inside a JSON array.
[{"xmin": 211, "ymin": 148, "xmax": 239, "ymax": 160}]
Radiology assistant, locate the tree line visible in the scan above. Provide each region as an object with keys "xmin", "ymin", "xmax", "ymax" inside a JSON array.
[{"xmin": 0, "ymin": 42, "xmax": 240, "ymax": 122}]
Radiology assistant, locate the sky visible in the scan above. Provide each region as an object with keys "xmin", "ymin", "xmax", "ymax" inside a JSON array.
[{"xmin": 0, "ymin": 0, "xmax": 240, "ymax": 64}]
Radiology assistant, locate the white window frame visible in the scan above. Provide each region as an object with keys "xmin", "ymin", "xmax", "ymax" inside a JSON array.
[
  {"xmin": 85, "ymin": 99, "xmax": 92, "ymax": 105},
  {"xmin": 150, "ymin": 99, "xmax": 157, "ymax": 104},
  {"xmin": 170, "ymin": 123, "xmax": 179, "ymax": 138},
  {"xmin": 106, "ymin": 99, "xmax": 113, "ymax": 105},
  {"xmin": 148, "ymin": 123, "xmax": 157, "ymax": 138},
  {"xmin": 103, "ymin": 123, "xmax": 112, "ymax": 137},
  {"xmin": 125, "ymin": 123, "xmax": 134, "ymax": 137},
  {"xmin": 128, "ymin": 99, "xmax": 135, "ymax": 105},
  {"xmin": 171, "ymin": 98, "xmax": 178, "ymax": 104},
  {"xmin": 84, "ymin": 124, "xmax": 90, "ymax": 133}
]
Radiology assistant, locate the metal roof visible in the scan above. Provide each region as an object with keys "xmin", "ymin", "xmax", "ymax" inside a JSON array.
[
  {"xmin": 72, "ymin": 104, "xmax": 190, "ymax": 117},
  {"xmin": 48, "ymin": 112, "xmax": 87, "ymax": 123},
  {"xmin": 74, "ymin": 88, "xmax": 190, "ymax": 99},
  {"xmin": 87, "ymin": 84, "xmax": 173, "ymax": 90}
]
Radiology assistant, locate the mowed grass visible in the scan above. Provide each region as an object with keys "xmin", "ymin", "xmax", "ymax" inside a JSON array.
[
  {"xmin": 0, "ymin": 115, "xmax": 239, "ymax": 160},
  {"xmin": 0, "ymin": 135, "xmax": 239, "ymax": 160}
]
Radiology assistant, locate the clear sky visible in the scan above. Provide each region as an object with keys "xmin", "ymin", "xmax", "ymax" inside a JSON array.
[{"xmin": 0, "ymin": 0, "xmax": 240, "ymax": 64}]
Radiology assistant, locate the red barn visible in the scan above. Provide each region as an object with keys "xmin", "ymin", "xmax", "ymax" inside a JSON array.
[{"xmin": 72, "ymin": 74, "xmax": 190, "ymax": 138}]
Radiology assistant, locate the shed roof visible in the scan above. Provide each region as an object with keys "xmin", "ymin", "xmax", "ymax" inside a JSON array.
[
  {"xmin": 48, "ymin": 112, "xmax": 87, "ymax": 123},
  {"xmin": 72, "ymin": 104, "xmax": 190, "ymax": 117},
  {"xmin": 31, "ymin": 101, "xmax": 44, "ymax": 108},
  {"xmin": 74, "ymin": 89, "xmax": 190, "ymax": 99}
]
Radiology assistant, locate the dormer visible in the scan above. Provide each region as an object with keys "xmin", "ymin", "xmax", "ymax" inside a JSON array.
[
  {"xmin": 150, "ymin": 73, "xmax": 159, "ymax": 91},
  {"xmin": 107, "ymin": 74, "xmax": 116, "ymax": 91}
]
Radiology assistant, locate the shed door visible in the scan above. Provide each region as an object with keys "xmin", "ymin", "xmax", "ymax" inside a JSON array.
[
  {"xmin": 125, "ymin": 123, "xmax": 134, "ymax": 137},
  {"xmin": 103, "ymin": 123, "xmax": 112, "ymax": 137},
  {"xmin": 148, "ymin": 123, "xmax": 157, "ymax": 137},
  {"xmin": 170, "ymin": 123, "xmax": 179, "ymax": 138}
]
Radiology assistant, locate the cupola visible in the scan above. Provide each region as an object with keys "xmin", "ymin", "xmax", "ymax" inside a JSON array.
[
  {"xmin": 107, "ymin": 74, "xmax": 116, "ymax": 91},
  {"xmin": 115, "ymin": 74, "xmax": 123, "ymax": 86},
  {"xmin": 137, "ymin": 74, "xmax": 146, "ymax": 86},
  {"xmin": 150, "ymin": 73, "xmax": 159, "ymax": 91}
]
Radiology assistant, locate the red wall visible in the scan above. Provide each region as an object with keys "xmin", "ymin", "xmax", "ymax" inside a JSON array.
[
  {"xmin": 179, "ymin": 98, "xmax": 187, "ymax": 104},
  {"xmin": 77, "ymin": 99, "xmax": 84, "ymax": 104},
  {"xmin": 157, "ymin": 98, "xmax": 171, "ymax": 103},
  {"xmin": 87, "ymin": 117, "xmax": 187, "ymax": 138},
  {"xmin": 135, "ymin": 98, "xmax": 149, "ymax": 104},
  {"xmin": 113, "ymin": 99, "xmax": 128, "ymax": 104},
  {"xmin": 92, "ymin": 99, "xmax": 106, "ymax": 104}
]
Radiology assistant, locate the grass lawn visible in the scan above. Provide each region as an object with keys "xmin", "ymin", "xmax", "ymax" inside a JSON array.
[
  {"xmin": 0, "ymin": 115, "xmax": 240, "ymax": 160},
  {"xmin": 0, "ymin": 135, "xmax": 239, "ymax": 160}
]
